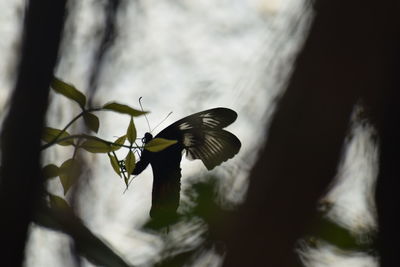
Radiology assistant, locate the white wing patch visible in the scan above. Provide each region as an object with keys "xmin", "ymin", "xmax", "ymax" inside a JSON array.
[
  {"xmin": 200, "ymin": 113, "xmax": 221, "ymax": 128},
  {"xmin": 179, "ymin": 122, "xmax": 193, "ymax": 130},
  {"xmin": 205, "ymin": 134, "xmax": 223, "ymax": 153},
  {"xmin": 183, "ymin": 133, "xmax": 195, "ymax": 147}
]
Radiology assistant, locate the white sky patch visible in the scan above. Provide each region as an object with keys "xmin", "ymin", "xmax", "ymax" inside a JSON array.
[
  {"xmin": 0, "ymin": 0, "xmax": 24, "ymax": 113},
  {"xmin": 325, "ymin": 117, "xmax": 379, "ymax": 234},
  {"xmin": 299, "ymin": 241, "xmax": 378, "ymax": 267}
]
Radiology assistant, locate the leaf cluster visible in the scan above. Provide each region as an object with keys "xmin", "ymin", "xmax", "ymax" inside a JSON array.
[
  {"xmin": 42, "ymin": 77, "xmax": 177, "ymax": 193},
  {"xmin": 35, "ymin": 77, "xmax": 180, "ymax": 266}
]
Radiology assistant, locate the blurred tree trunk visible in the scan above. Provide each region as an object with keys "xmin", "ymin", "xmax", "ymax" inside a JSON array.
[
  {"xmin": 375, "ymin": 35, "xmax": 400, "ymax": 267},
  {"xmin": 223, "ymin": 0, "xmax": 399, "ymax": 266},
  {"xmin": 0, "ymin": 0, "xmax": 67, "ymax": 266}
]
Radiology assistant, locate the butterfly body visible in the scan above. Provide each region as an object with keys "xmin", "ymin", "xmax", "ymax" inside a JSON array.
[
  {"xmin": 133, "ymin": 134, "xmax": 183, "ymax": 220},
  {"xmin": 132, "ymin": 108, "xmax": 241, "ymax": 222}
]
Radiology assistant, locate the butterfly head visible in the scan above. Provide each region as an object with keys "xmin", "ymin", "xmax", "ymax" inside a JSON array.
[{"xmin": 142, "ymin": 132, "xmax": 153, "ymax": 144}]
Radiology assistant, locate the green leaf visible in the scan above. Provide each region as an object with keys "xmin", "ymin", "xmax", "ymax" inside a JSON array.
[
  {"xmin": 83, "ymin": 112, "xmax": 100, "ymax": 133},
  {"xmin": 107, "ymin": 153, "xmax": 121, "ymax": 177},
  {"xmin": 111, "ymin": 135, "xmax": 126, "ymax": 151},
  {"xmin": 42, "ymin": 127, "xmax": 74, "ymax": 146},
  {"xmin": 126, "ymin": 117, "xmax": 136, "ymax": 144},
  {"xmin": 42, "ymin": 164, "xmax": 60, "ymax": 179},
  {"xmin": 49, "ymin": 194, "xmax": 72, "ymax": 211},
  {"xmin": 124, "ymin": 150, "xmax": 136, "ymax": 175},
  {"xmin": 102, "ymin": 102, "xmax": 148, "ymax": 117},
  {"xmin": 59, "ymin": 159, "xmax": 81, "ymax": 195},
  {"xmin": 81, "ymin": 139, "xmax": 112, "ymax": 153},
  {"xmin": 316, "ymin": 218, "xmax": 363, "ymax": 250},
  {"xmin": 144, "ymin": 137, "xmax": 177, "ymax": 152},
  {"xmin": 51, "ymin": 77, "xmax": 86, "ymax": 108}
]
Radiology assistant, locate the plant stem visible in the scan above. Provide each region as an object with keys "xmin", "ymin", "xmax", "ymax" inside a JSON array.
[
  {"xmin": 41, "ymin": 134, "xmax": 139, "ymax": 150},
  {"xmin": 45, "ymin": 107, "xmax": 103, "ymax": 148}
]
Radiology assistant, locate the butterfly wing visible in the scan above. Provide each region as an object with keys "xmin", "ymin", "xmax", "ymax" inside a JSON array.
[
  {"xmin": 155, "ymin": 107, "xmax": 241, "ymax": 170},
  {"xmin": 184, "ymin": 129, "xmax": 241, "ymax": 170}
]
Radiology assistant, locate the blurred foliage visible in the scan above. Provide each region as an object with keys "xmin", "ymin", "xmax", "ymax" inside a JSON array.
[
  {"xmin": 303, "ymin": 201, "xmax": 378, "ymax": 258},
  {"xmin": 143, "ymin": 175, "xmax": 230, "ymax": 266},
  {"xmin": 144, "ymin": 174, "xmax": 379, "ymax": 266}
]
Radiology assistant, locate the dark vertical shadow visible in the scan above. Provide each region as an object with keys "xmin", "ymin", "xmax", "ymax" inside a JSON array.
[
  {"xmin": 375, "ymin": 36, "xmax": 400, "ymax": 267},
  {"xmin": 222, "ymin": 0, "xmax": 399, "ymax": 266},
  {"xmin": 0, "ymin": 0, "xmax": 67, "ymax": 266},
  {"xmin": 86, "ymin": 0, "xmax": 122, "ymax": 105}
]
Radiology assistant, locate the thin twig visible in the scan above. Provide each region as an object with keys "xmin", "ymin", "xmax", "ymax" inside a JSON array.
[{"xmin": 41, "ymin": 134, "xmax": 139, "ymax": 150}]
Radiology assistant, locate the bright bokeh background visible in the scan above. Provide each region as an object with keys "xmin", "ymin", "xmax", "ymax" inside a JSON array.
[{"xmin": 0, "ymin": 0, "xmax": 378, "ymax": 266}]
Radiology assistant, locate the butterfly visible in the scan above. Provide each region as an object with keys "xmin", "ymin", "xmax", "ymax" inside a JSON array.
[{"xmin": 132, "ymin": 107, "xmax": 241, "ymax": 224}]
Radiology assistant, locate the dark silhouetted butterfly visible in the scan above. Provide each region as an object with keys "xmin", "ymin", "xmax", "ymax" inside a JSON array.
[{"xmin": 132, "ymin": 107, "xmax": 241, "ymax": 223}]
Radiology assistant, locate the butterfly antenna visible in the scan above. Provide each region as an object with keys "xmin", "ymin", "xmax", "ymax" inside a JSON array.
[
  {"xmin": 139, "ymin": 97, "xmax": 151, "ymax": 132},
  {"xmin": 151, "ymin": 111, "xmax": 173, "ymax": 133}
]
